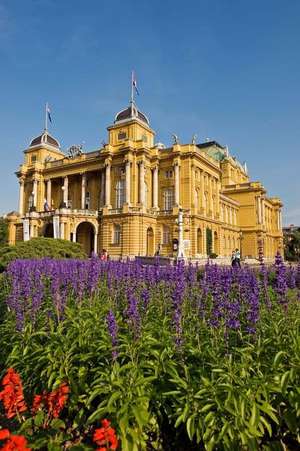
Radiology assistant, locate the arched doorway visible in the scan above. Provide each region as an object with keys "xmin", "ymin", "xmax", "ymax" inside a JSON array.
[
  {"xmin": 146, "ymin": 227, "xmax": 154, "ymax": 256},
  {"xmin": 197, "ymin": 228, "xmax": 202, "ymax": 254},
  {"xmin": 44, "ymin": 222, "xmax": 54, "ymax": 238},
  {"xmin": 76, "ymin": 222, "xmax": 95, "ymax": 256}
]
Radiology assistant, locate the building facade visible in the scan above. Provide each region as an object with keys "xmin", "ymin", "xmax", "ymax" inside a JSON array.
[{"xmin": 7, "ymin": 102, "xmax": 283, "ymax": 261}]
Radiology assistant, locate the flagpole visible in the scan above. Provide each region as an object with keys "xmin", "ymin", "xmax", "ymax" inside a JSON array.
[
  {"xmin": 45, "ymin": 102, "xmax": 48, "ymax": 132},
  {"xmin": 131, "ymin": 70, "xmax": 134, "ymax": 104}
]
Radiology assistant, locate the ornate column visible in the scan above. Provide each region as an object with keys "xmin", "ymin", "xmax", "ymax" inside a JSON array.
[
  {"xmin": 101, "ymin": 170, "xmax": 105, "ymax": 207},
  {"xmin": 125, "ymin": 160, "xmax": 131, "ymax": 205},
  {"xmin": 81, "ymin": 173, "xmax": 86, "ymax": 209},
  {"xmin": 216, "ymin": 179, "xmax": 220, "ymax": 216},
  {"xmin": 105, "ymin": 160, "xmax": 111, "ymax": 207},
  {"xmin": 63, "ymin": 176, "xmax": 68, "ymax": 206},
  {"xmin": 46, "ymin": 179, "xmax": 52, "ymax": 208},
  {"xmin": 32, "ymin": 178, "xmax": 38, "ymax": 209},
  {"xmin": 191, "ymin": 164, "xmax": 195, "ymax": 210},
  {"xmin": 18, "ymin": 178, "xmax": 25, "ymax": 216},
  {"xmin": 139, "ymin": 160, "xmax": 145, "ymax": 205},
  {"xmin": 257, "ymin": 197, "xmax": 262, "ymax": 224},
  {"xmin": 174, "ymin": 161, "xmax": 180, "ymax": 206},
  {"xmin": 94, "ymin": 233, "xmax": 98, "ymax": 254},
  {"xmin": 279, "ymin": 210, "xmax": 282, "ymax": 230},
  {"xmin": 209, "ymin": 176, "xmax": 213, "ymax": 216},
  {"xmin": 152, "ymin": 165, "xmax": 158, "ymax": 208},
  {"xmin": 200, "ymin": 170, "xmax": 205, "ymax": 210},
  {"xmin": 261, "ymin": 198, "xmax": 265, "ymax": 225},
  {"xmin": 60, "ymin": 221, "xmax": 65, "ymax": 239}
]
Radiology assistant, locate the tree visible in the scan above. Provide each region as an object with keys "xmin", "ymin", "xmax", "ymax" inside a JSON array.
[
  {"xmin": 284, "ymin": 229, "xmax": 300, "ymax": 261},
  {"xmin": 0, "ymin": 217, "xmax": 8, "ymax": 247}
]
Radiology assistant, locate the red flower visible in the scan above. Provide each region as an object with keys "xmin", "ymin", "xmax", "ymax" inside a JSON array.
[
  {"xmin": 46, "ymin": 383, "xmax": 69, "ymax": 418},
  {"xmin": 31, "ymin": 394, "xmax": 43, "ymax": 414},
  {"xmin": 93, "ymin": 419, "xmax": 118, "ymax": 450},
  {"xmin": 0, "ymin": 430, "xmax": 10, "ymax": 440},
  {"xmin": 0, "ymin": 430, "xmax": 31, "ymax": 451},
  {"xmin": 0, "ymin": 369, "xmax": 27, "ymax": 419}
]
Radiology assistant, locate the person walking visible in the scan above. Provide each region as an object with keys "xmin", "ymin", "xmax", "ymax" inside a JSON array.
[
  {"xmin": 231, "ymin": 250, "xmax": 237, "ymax": 267},
  {"xmin": 235, "ymin": 248, "xmax": 241, "ymax": 268}
]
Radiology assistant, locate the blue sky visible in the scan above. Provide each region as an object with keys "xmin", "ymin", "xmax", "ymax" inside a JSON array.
[{"xmin": 0, "ymin": 0, "xmax": 299, "ymax": 224}]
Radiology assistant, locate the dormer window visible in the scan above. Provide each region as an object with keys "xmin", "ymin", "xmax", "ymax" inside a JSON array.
[{"xmin": 118, "ymin": 132, "xmax": 127, "ymax": 140}]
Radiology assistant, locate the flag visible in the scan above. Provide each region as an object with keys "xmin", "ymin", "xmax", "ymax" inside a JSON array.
[
  {"xmin": 132, "ymin": 71, "xmax": 139, "ymax": 96},
  {"xmin": 47, "ymin": 104, "xmax": 52, "ymax": 123}
]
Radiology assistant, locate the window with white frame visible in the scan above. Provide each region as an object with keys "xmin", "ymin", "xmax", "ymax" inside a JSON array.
[
  {"xmin": 113, "ymin": 224, "xmax": 121, "ymax": 244},
  {"xmin": 163, "ymin": 188, "xmax": 174, "ymax": 210},
  {"xmin": 162, "ymin": 225, "xmax": 170, "ymax": 245},
  {"xmin": 115, "ymin": 179, "xmax": 125, "ymax": 209}
]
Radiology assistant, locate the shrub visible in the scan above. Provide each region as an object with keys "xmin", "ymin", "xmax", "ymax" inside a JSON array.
[{"xmin": 0, "ymin": 238, "xmax": 86, "ymax": 272}]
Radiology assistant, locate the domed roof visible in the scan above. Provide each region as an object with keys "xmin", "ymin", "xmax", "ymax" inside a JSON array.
[
  {"xmin": 114, "ymin": 103, "xmax": 150, "ymax": 126},
  {"xmin": 29, "ymin": 130, "xmax": 60, "ymax": 149}
]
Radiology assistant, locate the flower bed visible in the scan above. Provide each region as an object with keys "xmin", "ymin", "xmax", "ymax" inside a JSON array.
[{"xmin": 0, "ymin": 256, "xmax": 299, "ymax": 450}]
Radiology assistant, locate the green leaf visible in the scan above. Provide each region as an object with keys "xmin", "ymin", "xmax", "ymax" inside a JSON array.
[
  {"xmin": 186, "ymin": 416, "xmax": 195, "ymax": 440},
  {"xmin": 273, "ymin": 351, "xmax": 286, "ymax": 368},
  {"xmin": 260, "ymin": 415, "xmax": 272, "ymax": 437},
  {"xmin": 50, "ymin": 418, "xmax": 66, "ymax": 430},
  {"xmin": 34, "ymin": 410, "xmax": 45, "ymax": 427},
  {"xmin": 280, "ymin": 370, "xmax": 290, "ymax": 394},
  {"xmin": 250, "ymin": 403, "xmax": 259, "ymax": 427}
]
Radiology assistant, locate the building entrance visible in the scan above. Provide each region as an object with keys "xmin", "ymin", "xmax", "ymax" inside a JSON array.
[{"xmin": 76, "ymin": 222, "xmax": 95, "ymax": 256}]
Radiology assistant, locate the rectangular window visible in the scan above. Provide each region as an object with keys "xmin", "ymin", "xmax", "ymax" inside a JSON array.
[
  {"xmin": 114, "ymin": 225, "xmax": 121, "ymax": 244},
  {"xmin": 163, "ymin": 188, "xmax": 174, "ymax": 210},
  {"xmin": 31, "ymin": 155, "xmax": 37, "ymax": 163},
  {"xmin": 162, "ymin": 226, "xmax": 170, "ymax": 245},
  {"xmin": 164, "ymin": 170, "xmax": 173, "ymax": 178},
  {"xmin": 118, "ymin": 132, "xmax": 127, "ymax": 140}
]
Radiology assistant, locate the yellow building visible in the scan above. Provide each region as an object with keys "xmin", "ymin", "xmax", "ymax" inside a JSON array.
[{"xmin": 7, "ymin": 101, "xmax": 283, "ymax": 261}]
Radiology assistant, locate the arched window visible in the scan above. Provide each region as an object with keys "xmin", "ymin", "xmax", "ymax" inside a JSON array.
[
  {"xmin": 162, "ymin": 225, "xmax": 170, "ymax": 245},
  {"xmin": 113, "ymin": 224, "xmax": 121, "ymax": 244},
  {"xmin": 163, "ymin": 188, "xmax": 174, "ymax": 211},
  {"xmin": 115, "ymin": 180, "xmax": 125, "ymax": 209}
]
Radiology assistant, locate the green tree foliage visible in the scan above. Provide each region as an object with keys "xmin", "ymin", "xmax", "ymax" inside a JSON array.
[
  {"xmin": 0, "ymin": 237, "xmax": 86, "ymax": 272},
  {"xmin": 284, "ymin": 229, "xmax": 300, "ymax": 261},
  {"xmin": 0, "ymin": 217, "xmax": 8, "ymax": 246}
]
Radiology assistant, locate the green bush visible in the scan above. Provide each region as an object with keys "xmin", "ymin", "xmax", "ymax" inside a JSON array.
[
  {"xmin": 0, "ymin": 237, "xmax": 86, "ymax": 271},
  {"xmin": 0, "ymin": 217, "xmax": 8, "ymax": 247}
]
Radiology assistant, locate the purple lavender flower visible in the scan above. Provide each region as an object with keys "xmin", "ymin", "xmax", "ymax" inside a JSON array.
[{"xmin": 106, "ymin": 309, "xmax": 118, "ymax": 360}]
